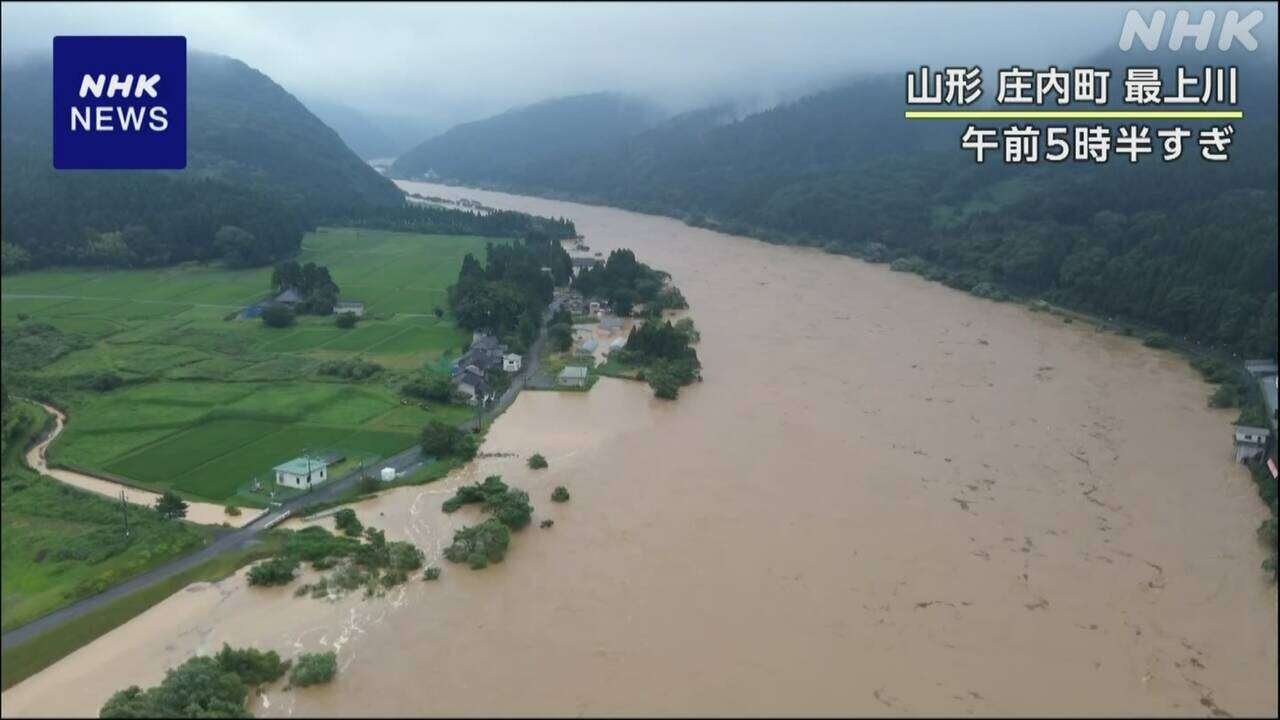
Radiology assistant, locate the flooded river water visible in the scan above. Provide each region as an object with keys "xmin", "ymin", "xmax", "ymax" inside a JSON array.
[{"xmin": 3, "ymin": 183, "xmax": 1275, "ymax": 717}]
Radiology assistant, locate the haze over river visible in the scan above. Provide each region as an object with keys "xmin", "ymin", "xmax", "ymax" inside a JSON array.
[{"xmin": 3, "ymin": 183, "xmax": 1275, "ymax": 717}]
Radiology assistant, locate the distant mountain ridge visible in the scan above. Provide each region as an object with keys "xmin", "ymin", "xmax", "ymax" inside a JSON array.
[{"xmin": 390, "ymin": 92, "xmax": 666, "ymax": 183}]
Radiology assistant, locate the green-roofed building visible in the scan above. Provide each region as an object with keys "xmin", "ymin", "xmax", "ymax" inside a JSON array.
[{"xmin": 274, "ymin": 455, "xmax": 329, "ymax": 490}]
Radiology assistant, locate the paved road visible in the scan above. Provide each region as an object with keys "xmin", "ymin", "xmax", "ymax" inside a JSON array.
[{"xmin": 0, "ymin": 299, "xmax": 562, "ymax": 652}]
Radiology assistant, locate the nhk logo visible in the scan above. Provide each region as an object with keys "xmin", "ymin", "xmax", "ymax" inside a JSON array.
[{"xmin": 53, "ymin": 36, "xmax": 186, "ymax": 169}]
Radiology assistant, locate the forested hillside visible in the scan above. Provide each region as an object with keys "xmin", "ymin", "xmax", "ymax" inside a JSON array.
[
  {"xmin": 390, "ymin": 49, "xmax": 1278, "ymax": 357},
  {"xmin": 390, "ymin": 92, "xmax": 666, "ymax": 183},
  {"xmin": 0, "ymin": 52, "xmax": 403, "ymax": 271}
]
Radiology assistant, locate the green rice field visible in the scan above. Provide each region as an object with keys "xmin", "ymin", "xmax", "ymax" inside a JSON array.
[{"xmin": 2, "ymin": 228, "xmax": 487, "ymax": 506}]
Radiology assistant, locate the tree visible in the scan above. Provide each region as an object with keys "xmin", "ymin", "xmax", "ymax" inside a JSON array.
[
  {"xmin": 552, "ymin": 486, "xmax": 570, "ymax": 503},
  {"xmin": 213, "ymin": 225, "xmax": 260, "ymax": 268},
  {"xmin": 100, "ymin": 655, "xmax": 249, "ymax": 719},
  {"xmin": 247, "ymin": 557, "xmax": 299, "ymax": 587},
  {"xmin": 335, "ymin": 312, "xmax": 357, "ymax": 329},
  {"xmin": 443, "ymin": 518, "xmax": 511, "ymax": 569},
  {"xmin": 527, "ymin": 453, "xmax": 548, "ymax": 469},
  {"xmin": 403, "ymin": 374, "xmax": 455, "ymax": 403},
  {"xmin": 155, "ymin": 491, "xmax": 188, "ymax": 520},
  {"xmin": 421, "ymin": 420, "xmax": 464, "ymax": 457},
  {"xmin": 333, "ymin": 509, "xmax": 363, "ymax": 537},
  {"xmin": 261, "ymin": 304, "xmax": 295, "ymax": 328},
  {"xmin": 288, "ymin": 652, "xmax": 337, "ymax": 688},
  {"xmin": 213, "ymin": 644, "xmax": 289, "ymax": 688}
]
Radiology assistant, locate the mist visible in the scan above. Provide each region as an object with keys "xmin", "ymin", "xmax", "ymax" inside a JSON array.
[{"xmin": 3, "ymin": 2, "xmax": 1276, "ymax": 138}]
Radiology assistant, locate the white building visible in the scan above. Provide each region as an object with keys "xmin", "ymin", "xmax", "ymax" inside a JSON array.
[
  {"xmin": 558, "ymin": 365, "xmax": 589, "ymax": 388},
  {"xmin": 274, "ymin": 456, "xmax": 329, "ymax": 489},
  {"xmin": 334, "ymin": 301, "xmax": 365, "ymax": 317},
  {"xmin": 503, "ymin": 353, "xmax": 522, "ymax": 372},
  {"xmin": 381, "ymin": 467, "xmax": 397, "ymax": 482},
  {"xmin": 1233, "ymin": 425, "xmax": 1271, "ymax": 463}
]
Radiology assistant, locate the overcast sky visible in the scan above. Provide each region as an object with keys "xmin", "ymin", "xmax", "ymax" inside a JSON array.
[{"xmin": 3, "ymin": 2, "xmax": 1276, "ymax": 132}]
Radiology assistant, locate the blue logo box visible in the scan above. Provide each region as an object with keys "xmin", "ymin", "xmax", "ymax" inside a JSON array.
[{"xmin": 52, "ymin": 36, "xmax": 187, "ymax": 170}]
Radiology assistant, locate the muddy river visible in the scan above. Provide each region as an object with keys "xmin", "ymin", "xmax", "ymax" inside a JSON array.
[{"xmin": 3, "ymin": 183, "xmax": 1275, "ymax": 717}]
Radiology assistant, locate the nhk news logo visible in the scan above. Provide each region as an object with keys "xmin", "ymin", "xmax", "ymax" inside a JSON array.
[{"xmin": 52, "ymin": 36, "xmax": 187, "ymax": 170}]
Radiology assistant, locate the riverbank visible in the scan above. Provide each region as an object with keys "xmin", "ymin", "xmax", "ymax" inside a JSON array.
[{"xmin": 3, "ymin": 183, "xmax": 1274, "ymax": 717}]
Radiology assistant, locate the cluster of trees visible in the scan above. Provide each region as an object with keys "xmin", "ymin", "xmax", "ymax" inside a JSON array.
[
  {"xmin": 441, "ymin": 475, "xmax": 534, "ymax": 530},
  {"xmin": 270, "ymin": 261, "xmax": 340, "ymax": 315},
  {"xmin": 402, "ymin": 374, "xmax": 455, "ymax": 403},
  {"xmin": 448, "ymin": 233, "xmax": 570, "ymax": 351},
  {"xmin": 439, "ymin": 475, "xmax": 534, "ymax": 569},
  {"xmin": 573, "ymin": 249, "xmax": 683, "ymax": 316},
  {"xmin": 336, "ymin": 202, "xmax": 577, "ymax": 241},
  {"xmin": 100, "ymin": 644, "xmax": 294, "ymax": 718},
  {"xmin": 420, "ymin": 420, "xmax": 479, "ymax": 460},
  {"xmin": 615, "ymin": 320, "xmax": 702, "ymax": 399}
]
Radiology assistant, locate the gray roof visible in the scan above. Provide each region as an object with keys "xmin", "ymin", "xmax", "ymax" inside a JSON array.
[
  {"xmin": 559, "ymin": 366, "xmax": 589, "ymax": 379},
  {"xmin": 1234, "ymin": 425, "xmax": 1271, "ymax": 439},
  {"xmin": 274, "ymin": 288, "xmax": 301, "ymax": 303}
]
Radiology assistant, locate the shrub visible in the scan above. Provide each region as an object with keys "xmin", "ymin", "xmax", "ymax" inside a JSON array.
[
  {"xmin": 247, "ymin": 556, "xmax": 299, "ymax": 587},
  {"xmin": 1142, "ymin": 332, "xmax": 1172, "ymax": 349},
  {"xmin": 540, "ymin": 519, "xmax": 554, "ymax": 529},
  {"xmin": 551, "ymin": 486, "xmax": 570, "ymax": 503},
  {"xmin": 423, "ymin": 566, "xmax": 441, "ymax": 581},
  {"xmin": 214, "ymin": 643, "xmax": 289, "ymax": 687},
  {"xmin": 318, "ymin": 358, "xmax": 381, "ymax": 379},
  {"xmin": 1208, "ymin": 383, "xmax": 1239, "ymax": 408},
  {"xmin": 969, "ymin": 282, "xmax": 1008, "ymax": 301},
  {"xmin": 403, "ymin": 374, "xmax": 454, "ymax": 403},
  {"xmin": 528, "ymin": 453, "xmax": 548, "ymax": 469},
  {"xmin": 83, "ymin": 372, "xmax": 124, "ymax": 391},
  {"xmin": 288, "ymin": 652, "xmax": 337, "ymax": 688},
  {"xmin": 333, "ymin": 508, "xmax": 363, "ymax": 537},
  {"xmin": 443, "ymin": 519, "xmax": 510, "ymax": 569},
  {"xmin": 335, "ymin": 312, "xmax": 357, "ymax": 329},
  {"xmin": 261, "ymin": 304, "xmax": 295, "ymax": 328},
  {"xmin": 486, "ymin": 488, "xmax": 533, "ymax": 530},
  {"xmin": 422, "ymin": 420, "xmax": 467, "ymax": 457},
  {"xmin": 357, "ymin": 474, "xmax": 381, "ymax": 495},
  {"xmin": 225, "ymin": 504, "xmax": 241, "ymax": 517},
  {"xmin": 889, "ymin": 256, "xmax": 930, "ymax": 274}
]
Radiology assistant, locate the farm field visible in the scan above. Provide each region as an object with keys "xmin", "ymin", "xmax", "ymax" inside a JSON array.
[{"xmin": 1, "ymin": 228, "xmax": 489, "ymax": 507}]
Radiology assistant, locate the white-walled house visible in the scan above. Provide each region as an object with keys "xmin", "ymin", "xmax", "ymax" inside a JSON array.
[
  {"xmin": 274, "ymin": 456, "xmax": 329, "ymax": 489},
  {"xmin": 503, "ymin": 353, "xmax": 522, "ymax": 372}
]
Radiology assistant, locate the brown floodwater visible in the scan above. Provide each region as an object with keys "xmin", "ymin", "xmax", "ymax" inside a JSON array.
[{"xmin": 3, "ymin": 182, "xmax": 1275, "ymax": 717}]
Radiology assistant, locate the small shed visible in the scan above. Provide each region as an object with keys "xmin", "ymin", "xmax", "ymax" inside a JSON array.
[
  {"xmin": 274, "ymin": 456, "xmax": 329, "ymax": 489},
  {"xmin": 1233, "ymin": 425, "xmax": 1271, "ymax": 462},
  {"xmin": 558, "ymin": 366, "xmax": 589, "ymax": 388},
  {"xmin": 503, "ymin": 353, "xmax": 522, "ymax": 373},
  {"xmin": 381, "ymin": 467, "xmax": 397, "ymax": 482}
]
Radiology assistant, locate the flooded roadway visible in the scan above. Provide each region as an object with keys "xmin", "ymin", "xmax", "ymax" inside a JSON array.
[{"xmin": 3, "ymin": 182, "xmax": 1275, "ymax": 717}]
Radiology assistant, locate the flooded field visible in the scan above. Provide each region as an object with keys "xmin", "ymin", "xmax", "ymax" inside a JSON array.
[{"xmin": 3, "ymin": 183, "xmax": 1275, "ymax": 717}]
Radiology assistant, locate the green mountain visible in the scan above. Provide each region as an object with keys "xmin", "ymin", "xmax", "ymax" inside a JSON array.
[
  {"xmin": 1, "ymin": 51, "xmax": 403, "ymax": 270},
  {"xmin": 390, "ymin": 92, "xmax": 665, "ymax": 183},
  {"xmin": 303, "ymin": 97, "xmax": 437, "ymax": 161}
]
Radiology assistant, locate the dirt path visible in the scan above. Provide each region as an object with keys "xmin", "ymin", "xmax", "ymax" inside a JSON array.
[{"xmin": 23, "ymin": 401, "xmax": 251, "ymax": 528}]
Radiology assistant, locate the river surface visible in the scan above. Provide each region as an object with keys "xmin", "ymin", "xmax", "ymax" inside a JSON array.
[{"xmin": 3, "ymin": 182, "xmax": 1275, "ymax": 717}]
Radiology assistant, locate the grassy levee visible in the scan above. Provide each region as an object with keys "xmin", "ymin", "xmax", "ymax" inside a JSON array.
[{"xmin": 0, "ymin": 536, "xmax": 283, "ymax": 691}]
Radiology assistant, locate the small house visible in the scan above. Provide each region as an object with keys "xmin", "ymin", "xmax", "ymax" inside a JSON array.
[
  {"xmin": 1233, "ymin": 425, "xmax": 1271, "ymax": 462},
  {"xmin": 334, "ymin": 301, "xmax": 365, "ymax": 317},
  {"xmin": 558, "ymin": 365, "xmax": 589, "ymax": 388},
  {"xmin": 380, "ymin": 467, "xmax": 397, "ymax": 482},
  {"xmin": 503, "ymin": 353, "xmax": 522, "ymax": 373},
  {"xmin": 454, "ymin": 370, "xmax": 493, "ymax": 405},
  {"xmin": 588, "ymin": 301, "xmax": 601, "ymax": 315},
  {"xmin": 576, "ymin": 337, "xmax": 599, "ymax": 356},
  {"xmin": 274, "ymin": 456, "xmax": 329, "ymax": 489},
  {"xmin": 599, "ymin": 315, "xmax": 623, "ymax": 332}
]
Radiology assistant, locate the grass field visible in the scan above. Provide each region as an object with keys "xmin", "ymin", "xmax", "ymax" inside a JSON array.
[
  {"xmin": 0, "ymin": 401, "xmax": 214, "ymax": 633},
  {"xmin": 1, "ymin": 228, "xmax": 489, "ymax": 506}
]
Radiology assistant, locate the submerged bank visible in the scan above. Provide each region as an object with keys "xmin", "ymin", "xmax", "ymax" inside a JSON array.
[{"xmin": 3, "ymin": 183, "xmax": 1275, "ymax": 717}]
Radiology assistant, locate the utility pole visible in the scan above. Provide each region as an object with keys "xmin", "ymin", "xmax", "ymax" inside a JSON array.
[{"xmin": 119, "ymin": 490, "xmax": 130, "ymax": 537}]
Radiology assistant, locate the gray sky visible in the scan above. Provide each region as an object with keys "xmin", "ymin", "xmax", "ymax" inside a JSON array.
[{"xmin": 3, "ymin": 2, "xmax": 1276, "ymax": 131}]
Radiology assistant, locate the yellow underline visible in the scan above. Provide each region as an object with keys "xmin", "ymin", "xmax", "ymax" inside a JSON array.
[{"xmin": 905, "ymin": 110, "xmax": 1243, "ymax": 120}]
